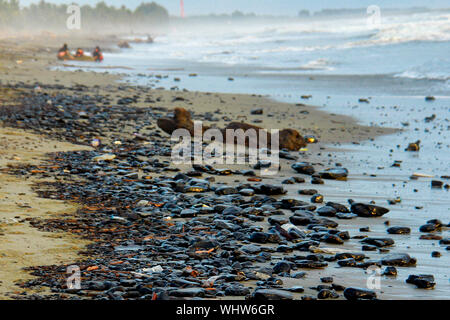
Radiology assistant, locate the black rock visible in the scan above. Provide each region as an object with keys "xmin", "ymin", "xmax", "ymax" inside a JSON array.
[
  {"xmin": 256, "ymin": 184, "xmax": 287, "ymax": 195},
  {"xmin": 318, "ymin": 168, "xmax": 348, "ymax": 180},
  {"xmin": 239, "ymin": 188, "xmax": 255, "ymax": 196},
  {"xmin": 337, "ymin": 258, "xmax": 357, "ymax": 267},
  {"xmin": 253, "ymin": 160, "xmax": 272, "ymax": 169},
  {"xmin": 290, "ymin": 212, "xmax": 314, "ymax": 226},
  {"xmin": 249, "ymin": 232, "xmax": 269, "ymax": 243},
  {"xmin": 431, "ymin": 180, "xmax": 443, "ymax": 188},
  {"xmin": 249, "ymin": 232, "xmax": 281, "ymax": 244},
  {"xmin": 383, "ymin": 266, "xmax": 398, "ymax": 276},
  {"xmin": 311, "ymin": 177, "xmax": 324, "ymax": 185},
  {"xmin": 323, "ymin": 234, "xmax": 344, "ymax": 245},
  {"xmin": 180, "ymin": 209, "xmax": 197, "ymax": 218},
  {"xmin": 419, "ymin": 220, "xmax": 442, "ymax": 232},
  {"xmin": 224, "ymin": 285, "xmax": 251, "ymax": 296},
  {"xmin": 311, "ymin": 194, "xmax": 324, "ymax": 204},
  {"xmin": 326, "ymin": 202, "xmax": 350, "ymax": 213},
  {"xmin": 361, "ymin": 237, "xmax": 394, "ymax": 247},
  {"xmin": 387, "ymin": 226, "xmax": 411, "ymax": 234},
  {"xmin": 281, "ymin": 198, "xmax": 309, "ymax": 209},
  {"xmin": 215, "ymin": 186, "xmax": 238, "ymax": 195},
  {"xmin": 292, "ymin": 162, "xmax": 315, "ymax": 175},
  {"xmin": 273, "ymin": 261, "xmax": 291, "ymax": 274},
  {"xmin": 431, "ymin": 251, "xmax": 441, "ymax": 258},
  {"xmin": 169, "ymin": 288, "xmax": 205, "ymax": 297},
  {"xmin": 286, "ymin": 286, "xmax": 305, "ymax": 293},
  {"xmin": 250, "ymin": 108, "xmax": 263, "ymax": 115},
  {"xmin": 281, "ymin": 178, "xmax": 296, "ymax": 185},
  {"xmin": 268, "ymin": 216, "xmax": 290, "ymax": 226},
  {"xmin": 406, "ymin": 274, "xmax": 436, "ymax": 289},
  {"xmin": 317, "ymin": 289, "xmax": 339, "ymax": 299},
  {"xmin": 351, "ymin": 203, "xmax": 389, "ymax": 217},
  {"xmin": 380, "ymin": 253, "xmax": 417, "ymax": 267},
  {"xmin": 291, "ymin": 272, "xmax": 307, "ymax": 279},
  {"xmin": 250, "ymin": 289, "xmax": 293, "ymax": 300},
  {"xmin": 321, "ymin": 277, "xmax": 333, "ymax": 283},
  {"xmin": 343, "ymin": 287, "xmax": 377, "ymax": 300},
  {"xmin": 296, "ymin": 260, "xmax": 328, "ymax": 269},
  {"xmin": 298, "ymin": 189, "xmax": 318, "ymax": 195},
  {"xmin": 335, "ymin": 252, "xmax": 366, "ymax": 261},
  {"xmin": 317, "ymin": 206, "xmax": 337, "ymax": 217}
]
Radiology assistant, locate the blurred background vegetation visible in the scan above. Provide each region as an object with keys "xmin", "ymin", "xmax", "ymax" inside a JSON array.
[{"xmin": 0, "ymin": 0, "xmax": 169, "ymax": 32}]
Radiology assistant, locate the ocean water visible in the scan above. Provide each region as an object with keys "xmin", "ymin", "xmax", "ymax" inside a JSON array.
[{"xmin": 101, "ymin": 9, "xmax": 450, "ymax": 94}]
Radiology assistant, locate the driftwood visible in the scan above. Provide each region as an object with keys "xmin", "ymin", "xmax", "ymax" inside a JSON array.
[{"xmin": 157, "ymin": 108, "xmax": 306, "ymax": 151}]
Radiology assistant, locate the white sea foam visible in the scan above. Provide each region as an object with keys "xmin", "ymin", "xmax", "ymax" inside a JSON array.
[{"xmin": 106, "ymin": 10, "xmax": 450, "ymax": 82}]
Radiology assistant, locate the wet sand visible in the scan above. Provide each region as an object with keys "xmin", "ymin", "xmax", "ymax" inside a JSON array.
[{"xmin": 0, "ymin": 127, "xmax": 91, "ymax": 299}]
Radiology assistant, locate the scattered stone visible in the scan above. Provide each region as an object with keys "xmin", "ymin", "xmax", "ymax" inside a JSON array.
[
  {"xmin": 405, "ymin": 140, "xmax": 420, "ymax": 152},
  {"xmin": 292, "ymin": 162, "xmax": 315, "ymax": 175},
  {"xmin": 361, "ymin": 237, "xmax": 394, "ymax": 247},
  {"xmin": 350, "ymin": 202, "xmax": 389, "ymax": 218},
  {"xmin": 383, "ymin": 266, "xmax": 398, "ymax": 276},
  {"xmin": 406, "ymin": 275, "xmax": 436, "ymax": 289},
  {"xmin": 318, "ymin": 168, "xmax": 348, "ymax": 181},
  {"xmin": 343, "ymin": 287, "xmax": 377, "ymax": 300},
  {"xmin": 311, "ymin": 194, "xmax": 324, "ymax": 204},
  {"xmin": 387, "ymin": 227, "xmax": 411, "ymax": 235},
  {"xmin": 380, "ymin": 253, "xmax": 417, "ymax": 267},
  {"xmin": 250, "ymin": 289, "xmax": 293, "ymax": 300}
]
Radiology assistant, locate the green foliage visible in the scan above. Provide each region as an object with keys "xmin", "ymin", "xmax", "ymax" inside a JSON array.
[{"xmin": 0, "ymin": 0, "xmax": 169, "ymax": 31}]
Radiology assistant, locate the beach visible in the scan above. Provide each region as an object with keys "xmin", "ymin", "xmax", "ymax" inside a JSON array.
[{"xmin": 0, "ymin": 31, "xmax": 448, "ymax": 301}]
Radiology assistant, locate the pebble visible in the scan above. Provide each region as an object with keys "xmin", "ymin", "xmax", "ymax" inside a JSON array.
[
  {"xmin": 311, "ymin": 194, "xmax": 324, "ymax": 204},
  {"xmin": 361, "ymin": 237, "xmax": 395, "ymax": 247},
  {"xmin": 343, "ymin": 287, "xmax": 377, "ymax": 300},
  {"xmin": 387, "ymin": 226, "xmax": 411, "ymax": 235},
  {"xmin": 406, "ymin": 275, "xmax": 436, "ymax": 289},
  {"xmin": 291, "ymin": 162, "xmax": 315, "ymax": 175},
  {"xmin": 383, "ymin": 266, "xmax": 398, "ymax": 276},
  {"xmin": 350, "ymin": 202, "xmax": 390, "ymax": 218},
  {"xmin": 250, "ymin": 289, "xmax": 293, "ymax": 300},
  {"xmin": 380, "ymin": 253, "xmax": 417, "ymax": 267},
  {"xmin": 318, "ymin": 168, "xmax": 348, "ymax": 181}
]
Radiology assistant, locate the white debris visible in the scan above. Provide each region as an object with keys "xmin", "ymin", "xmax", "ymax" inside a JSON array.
[
  {"xmin": 142, "ymin": 265, "xmax": 164, "ymax": 274},
  {"xmin": 136, "ymin": 200, "xmax": 149, "ymax": 207},
  {"xmin": 309, "ymin": 246, "xmax": 348, "ymax": 254},
  {"xmin": 412, "ymin": 172, "xmax": 434, "ymax": 178},
  {"xmin": 93, "ymin": 154, "xmax": 116, "ymax": 162}
]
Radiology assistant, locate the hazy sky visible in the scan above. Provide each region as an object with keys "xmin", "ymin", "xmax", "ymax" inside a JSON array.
[{"xmin": 19, "ymin": 0, "xmax": 449, "ymax": 16}]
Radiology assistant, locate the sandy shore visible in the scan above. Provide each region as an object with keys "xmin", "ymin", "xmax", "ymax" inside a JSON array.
[
  {"xmin": 1, "ymin": 34, "xmax": 423, "ymax": 300},
  {"xmin": 0, "ymin": 126, "xmax": 92, "ymax": 299}
]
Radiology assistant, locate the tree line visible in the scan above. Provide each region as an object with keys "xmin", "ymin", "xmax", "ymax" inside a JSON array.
[{"xmin": 0, "ymin": 0, "xmax": 169, "ymax": 32}]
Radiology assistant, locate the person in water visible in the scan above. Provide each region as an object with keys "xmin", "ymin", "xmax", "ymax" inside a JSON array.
[
  {"xmin": 57, "ymin": 43, "xmax": 73, "ymax": 60},
  {"xmin": 58, "ymin": 43, "xmax": 68, "ymax": 53},
  {"xmin": 92, "ymin": 46, "xmax": 104, "ymax": 62},
  {"xmin": 74, "ymin": 48, "xmax": 84, "ymax": 58}
]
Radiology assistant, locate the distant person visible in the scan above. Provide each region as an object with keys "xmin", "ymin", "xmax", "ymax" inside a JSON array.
[
  {"xmin": 58, "ymin": 43, "xmax": 68, "ymax": 54},
  {"xmin": 57, "ymin": 43, "xmax": 73, "ymax": 60},
  {"xmin": 92, "ymin": 46, "xmax": 104, "ymax": 62},
  {"xmin": 74, "ymin": 48, "xmax": 85, "ymax": 58}
]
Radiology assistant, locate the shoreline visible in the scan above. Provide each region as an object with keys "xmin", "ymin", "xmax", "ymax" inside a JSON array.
[{"xmin": 1, "ymin": 34, "xmax": 447, "ymax": 300}]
